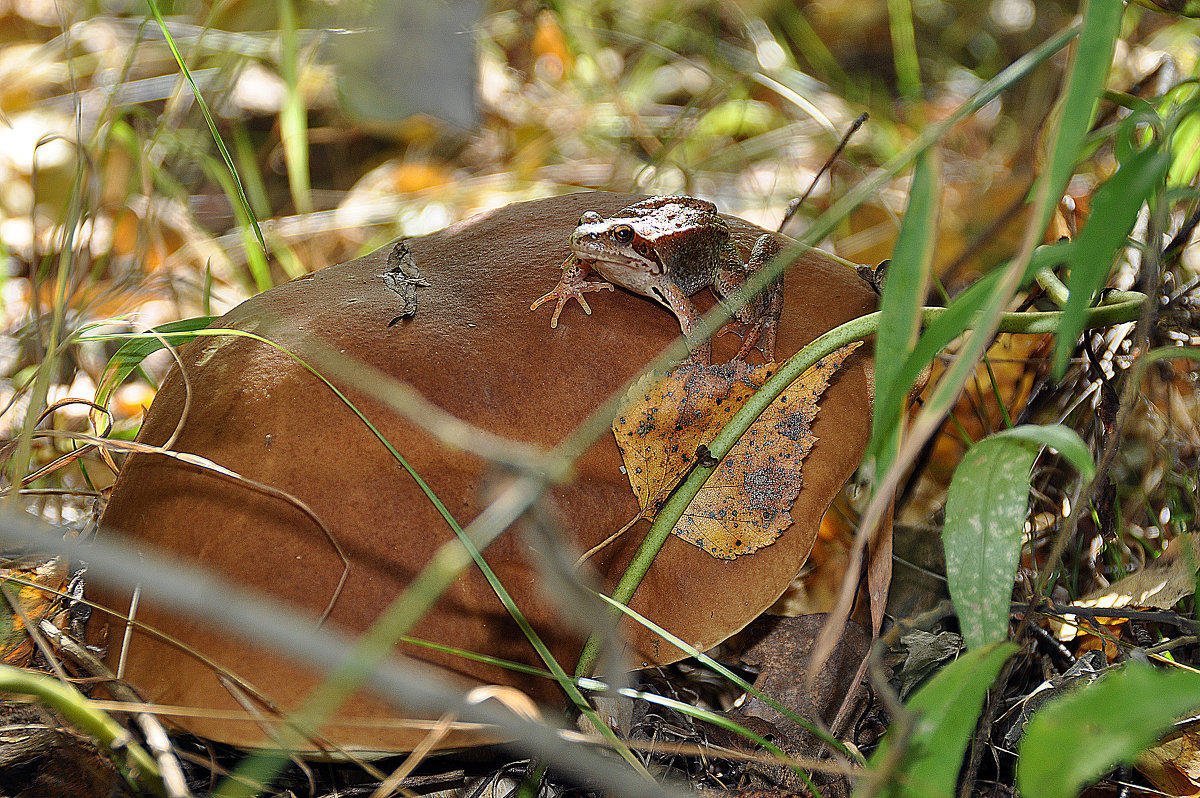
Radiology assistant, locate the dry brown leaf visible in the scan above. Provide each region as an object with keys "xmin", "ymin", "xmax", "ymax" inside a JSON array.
[
  {"xmin": 613, "ymin": 343, "xmax": 860, "ymax": 560},
  {"xmin": 1054, "ymin": 538, "xmax": 1198, "ymax": 642},
  {"xmin": 1138, "ymin": 726, "xmax": 1200, "ymax": 797}
]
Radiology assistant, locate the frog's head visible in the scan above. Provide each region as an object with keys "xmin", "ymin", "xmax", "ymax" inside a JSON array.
[{"xmin": 569, "ymin": 196, "xmax": 725, "ymax": 276}]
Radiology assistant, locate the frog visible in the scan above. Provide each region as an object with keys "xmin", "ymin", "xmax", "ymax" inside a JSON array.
[{"xmin": 530, "ymin": 196, "xmax": 784, "ymax": 364}]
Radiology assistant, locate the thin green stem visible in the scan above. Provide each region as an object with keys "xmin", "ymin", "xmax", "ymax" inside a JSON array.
[
  {"xmin": 0, "ymin": 665, "xmax": 163, "ymax": 795},
  {"xmin": 575, "ymin": 290, "xmax": 1147, "ymax": 676},
  {"xmin": 146, "ymin": 0, "xmax": 266, "ymax": 253},
  {"xmin": 1036, "ymin": 266, "xmax": 1071, "ymax": 307}
]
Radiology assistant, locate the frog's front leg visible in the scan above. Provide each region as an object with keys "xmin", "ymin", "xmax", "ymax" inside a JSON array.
[
  {"xmin": 715, "ymin": 234, "xmax": 785, "ymax": 362},
  {"xmin": 650, "ymin": 281, "xmax": 713, "ymax": 365},
  {"xmin": 531, "ymin": 255, "xmax": 615, "ymax": 328}
]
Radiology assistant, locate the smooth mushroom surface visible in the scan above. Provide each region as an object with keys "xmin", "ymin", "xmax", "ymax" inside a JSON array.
[{"xmin": 87, "ymin": 191, "xmax": 878, "ymax": 753}]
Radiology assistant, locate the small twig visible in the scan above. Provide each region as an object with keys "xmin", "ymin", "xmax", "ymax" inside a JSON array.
[
  {"xmin": 44, "ymin": 619, "xmax": 193, "ymax": 798},
  {"xmin": 0, "ymin": 580, "xmax": 70, "ymax": 683},
  {"xmin": 1039, "ymin": 602, "xmax": 1199, "ymax": 632},
  {"xmin": 779, "ymin": 113, "xmax": 868, "ymax": 235}
]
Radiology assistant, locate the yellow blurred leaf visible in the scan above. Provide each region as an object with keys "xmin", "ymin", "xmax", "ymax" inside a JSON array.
[
  {"xmin": 390, "ymin": 161, "xmax": 453, "ymax": 194},
  {"xmin": 532, "ymin": 9, "xmax": 573, "ymax": 80},
  {"xmin": 0, "ymin": 557, "xmax": 68, "ymax": 666}
]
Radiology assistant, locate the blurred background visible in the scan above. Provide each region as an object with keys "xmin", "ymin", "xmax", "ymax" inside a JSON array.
[{"xmin": 0, "ymin": 0, "xmax": 1197, "ymax": 613}]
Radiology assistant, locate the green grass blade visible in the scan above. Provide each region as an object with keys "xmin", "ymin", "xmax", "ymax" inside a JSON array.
[
  {"xmin": 1054, "ymin": 139, "xmax": 1170, "ymax": 375},
  {"xmin": 196, "ymin": 151, "xmax": 274, "ymax": 291},
  {"xmin": 909, "ymin": 0, "xmax": 1127, "ymax": 431},
  {"xmin": 1033, "ymin": 0, "xmax": 1125, "ymax": 236},
  {"xmin": 231, "ymin": 120, "xmax": 271, "ymax": 219},
  {"xmin": 278, "ymin": 0, "xmax": 313, "ymax": 214},
  {"xmin": 868, "ymin": 149, "xmax": 938, "ymax": 478},
  {"xmin": 93, "ymin": 316, "xmax": 219, "ymax": 414},
  {"xmin": 146, "ymin": 0, "xmax": 268, "ymax": 254},
  {"xmin": 865, "ymin": 642, "xmax": 1017, "ymax": 798},
  {"xmin": 867, "ymin": 0, "xmax": 1129, "ymax": 613},
  {"xmin": 887, "ymin": 0, "xmax": 922, "ymax": 109}
]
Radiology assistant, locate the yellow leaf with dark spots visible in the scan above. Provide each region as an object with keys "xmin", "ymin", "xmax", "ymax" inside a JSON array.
[{"xmin": 613, "ymin": 343, "xmax": 860, "ymax": 559}]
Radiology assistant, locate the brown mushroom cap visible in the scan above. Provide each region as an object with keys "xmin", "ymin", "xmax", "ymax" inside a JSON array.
[{"xmin": 88, "ymin": 192, "xmax": 877, "ymax": 753}]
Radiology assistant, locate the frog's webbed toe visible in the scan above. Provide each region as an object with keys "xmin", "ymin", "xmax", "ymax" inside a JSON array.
[
  {"xmin": 530, "ymin": 283, "xmax": 611, "ymax": 327},
  {"xmin": 718, "ymin": 317, "xmax": 777, "ymax": 363},
  {"xmin": 530, "ymin": 256, "xmax": 615, "ymax": 328}
]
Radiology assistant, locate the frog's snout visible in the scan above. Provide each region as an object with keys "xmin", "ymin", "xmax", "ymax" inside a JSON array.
[{"xmin": 570, "ymin": 232, "xmax": 603, "ymax": 258}]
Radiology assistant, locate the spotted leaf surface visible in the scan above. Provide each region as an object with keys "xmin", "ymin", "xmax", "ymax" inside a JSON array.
[{"xmin": 613, "ymin": 344, "xmax": 858, "ymax": 559}]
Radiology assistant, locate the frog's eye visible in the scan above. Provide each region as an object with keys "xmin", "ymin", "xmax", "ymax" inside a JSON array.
[
  {"xmin": 612, "ymin": 224, "xmax": 635, "ymax": 244},
  {"xmin": 579, "ymin": 211, "xmax": 603, "ymax": 225}
]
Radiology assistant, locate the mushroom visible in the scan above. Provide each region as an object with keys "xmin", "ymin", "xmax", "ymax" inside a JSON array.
[{"xmin": 87, "ymin": 192, "xmax": 878, "ymax": 753}]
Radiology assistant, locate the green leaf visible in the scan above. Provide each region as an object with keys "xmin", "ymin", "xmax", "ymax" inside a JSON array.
[
  {"xmin": 869, "ymin": 150, "xmax": 939, "ymax": 478},
  {"xmin": 1018, "ymin": 663, "xmax": 1200, "ymax": 798},
  {"xmin": 1034, "ymin": 0, "xmax": 1126, "ymax": 236},
  {"xmin": 93, "ymin": 317, "xmax": 218, "ymax": 413},
  {"xmin": 1054, "ymin": 141, "xmax": 1170, "ymax": 375},
  {"xmin": 990, "ymin": 424, "xmax": 1096, "ymax": 482},
  {"xmin": 943, "ymin": 437, "xmax": 1037, "ymax": 650},
  {"xmin": 868, "ymin": 642, "xmax": 1016, "ymax": 798},
  {"xmin": 943, "ymin": 425, "xmax": 1092, "ymax": 650},
  {"xmin": 146, "ymin": 0, "xmax": 267, "ymax": 254}
]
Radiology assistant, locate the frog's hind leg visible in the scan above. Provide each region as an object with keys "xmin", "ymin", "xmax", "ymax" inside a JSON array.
[
  {"xmin": 715, "ymin": 234, "xmax": 784, "ymax": 362},
  {"xmin": 720, "ymin": 287, "xmax": 782, "ymax": 362}
]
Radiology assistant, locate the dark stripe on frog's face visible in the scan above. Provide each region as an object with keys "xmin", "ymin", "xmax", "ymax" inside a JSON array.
[
  {"xmin": 631, "ymin": 237, "xmax": 661, "ymax": 273},
  {"xmin": 570, "ymin": 196, "xmax": 724, "ymax": 276},
  {"xmin": 570, "ymin": 214, "xmax": 662, "ymax": 274}
]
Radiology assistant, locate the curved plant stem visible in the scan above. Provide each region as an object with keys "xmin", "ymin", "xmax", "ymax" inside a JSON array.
[
  {"xmin": 0, "ymin": 664, "xmax": 164, "ymax": 795},
  {"xmin": 575, "ymin": 289, "xmax": 1147, "ymax": 677}
]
